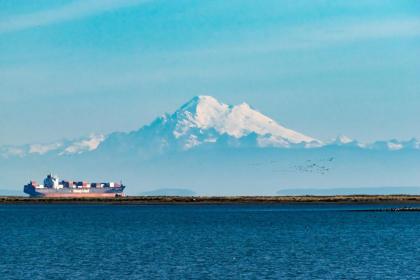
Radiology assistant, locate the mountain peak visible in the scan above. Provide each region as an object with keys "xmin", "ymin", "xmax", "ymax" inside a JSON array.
[
  {"xmin": 167, "ymin": 96, "xmax": 320, "ymax": 148},
  {"xmin": 335, "ymin": 135, "xmax": 354, "ymax": 144},
  {"xmin": 328, "ymin": 135, "xmax": 366, "ymax": 148},
  {"xmin": 180, "ymin": 95, "xmax": 224, "ymax": 113}
]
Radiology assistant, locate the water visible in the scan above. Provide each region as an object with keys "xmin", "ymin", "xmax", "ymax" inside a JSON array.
[{"xmin": 1, "ymin": 204, "xmax": 420, "ymax": 279}]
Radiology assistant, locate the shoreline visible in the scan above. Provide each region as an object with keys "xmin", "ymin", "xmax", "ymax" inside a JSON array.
[{"xmin": 2, "ymin": 195, "xmax": 420, "ymax": 204}]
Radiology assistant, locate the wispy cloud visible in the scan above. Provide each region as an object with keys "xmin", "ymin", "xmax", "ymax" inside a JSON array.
[
  {"xmin": 0, "ymin": 0, "xmax": 149, "ymax": 34},
  {"xmin": 171, "ymin": 17, "xmax": 420, "ymax": 57},
  {"xmin": 1, "ymin": 16, "xmax": 419, "ymax": 102},
  {"xmin": 305, "ymin": 17, "xmax": 420, "ymax": 45}
]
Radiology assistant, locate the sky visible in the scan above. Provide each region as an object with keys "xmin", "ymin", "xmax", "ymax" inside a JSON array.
[{"xmin": 0, "ymin": 0, "xmax": 419, "ymax": 146}]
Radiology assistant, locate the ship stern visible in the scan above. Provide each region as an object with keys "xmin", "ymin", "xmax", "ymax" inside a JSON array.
[{"xmin": 23, "ymin": 184, "xmax": 41, "ymax": 197}]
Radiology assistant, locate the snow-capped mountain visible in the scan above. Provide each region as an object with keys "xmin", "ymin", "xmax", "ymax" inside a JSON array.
[
  {"xmin": 367, "ymin": 138, "xmax": 420, "ymax": 151},
  {"xmin": 1, "ymin": 95, "xmax": 420, "ymax": 195},
  {"xmin": 327, "ymin": 135, "xmax": 366, "ymax": 148},
  {"xmin": 170, "ymin": 95, "xmax": 323, "ymax": 148},
  {"xmin": 406, "ymin": 138, "xmax": 420, "ymax": 149},
  {"xmin": 98, "ymin": 96, "xmax": 322, "ymax": 157},
  {"xmin": 325, "ymin": 136, "xmax": 420, "ymax": 151},
  {"xmin": 0, "ymin": 134, "xmax": 105, "ymax": 158},
  {"xmin": 173, "ymin": 96, "xmax": 319, "ymax": 146},
  {"xmin": 1, "ymin": 96, "xmax": 420, "ymax": 159}
]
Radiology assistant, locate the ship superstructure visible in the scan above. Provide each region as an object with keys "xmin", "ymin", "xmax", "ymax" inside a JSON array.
[{"xmin": 24, "ymin": 174, "xmax": 125, "ymax": 197}]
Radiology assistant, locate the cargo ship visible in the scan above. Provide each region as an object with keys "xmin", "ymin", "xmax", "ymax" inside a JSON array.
[{"xmin": 24, "ymin": 174, "xmax": 126, "ymax": 198}]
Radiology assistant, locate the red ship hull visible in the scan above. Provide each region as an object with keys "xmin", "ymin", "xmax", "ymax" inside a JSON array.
[{"xmin": 39, "ymin": 193, "xmax": 123, "ymax": 198}]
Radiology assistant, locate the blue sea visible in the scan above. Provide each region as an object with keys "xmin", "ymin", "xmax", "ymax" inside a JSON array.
[{"xmin": 1, "ymin": 204, "xmax": 420, "ymax": 279}]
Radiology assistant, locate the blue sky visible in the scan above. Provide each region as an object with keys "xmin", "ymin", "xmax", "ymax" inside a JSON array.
[{"xmin": 1, "ymin": 0, "xmax": 419, "ymax": 145}]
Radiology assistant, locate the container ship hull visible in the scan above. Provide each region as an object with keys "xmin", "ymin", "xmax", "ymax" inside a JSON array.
[
  {"xmin": 24, "ymin": 185, "xmax": 125, "ymax": 198},
  {"xmin": 24, "ymin": 174, "xmax": 126, "ymax": 198}
]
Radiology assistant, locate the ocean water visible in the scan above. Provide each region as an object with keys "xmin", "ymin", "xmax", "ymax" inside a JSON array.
[{"xmin": 1, "ymin": 204, "xmax": 420, "ymax": 279}]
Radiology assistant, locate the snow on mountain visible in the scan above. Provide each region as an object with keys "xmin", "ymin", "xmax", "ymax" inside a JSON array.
[
  {"xmin": 0, "ymin": 146, "xmax": 26, "ymax": 158},
  {"xmin": 169, "ymin": 95, "xmax": 323, "ymax": 148},
  {"xmin": 327, "ymin": 135, "xmax": 365, "ymax": 148},
  {"xmin": 325, "ymin": 136, "xmax": 420, "ymax": 151},
  {"xmin": 60, "ymin": 134, "xmax": 105, "ymax": 155},
  {"xmin": 0, "ymin": 134, "xmax": 105, "ymax": 158},
  {"xmin": 29, "ymin": 142, "xmax": 64, "ymax": 155},
  {"xmin": 2, "ymin": 96, "xmax": 420, "ymax": 159},
  {"xmin": 334, "ymin": 135, "xmax": 354, "ymax": 145},
  {"xmin": 360, "ymin": 138, "xmax": 420, "ymax": 151},
  {"xmin": 406, "ymin": 138, "xmax": 420, "ymax": 149},
  {"xmin": 174, "ymin": 96, "xmax": 320, "ymax": 147},
  {"xmin": 100, "ymin": 96, "xmax": 322, "ymax": 156},
  {"xmin": 368, "ymin": 139, "xmax": 400, "ymax": 151}
]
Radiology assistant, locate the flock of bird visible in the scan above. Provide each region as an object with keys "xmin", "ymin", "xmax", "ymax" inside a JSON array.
[
  {"xmin": 249, "ymin": 157, "xmax": 335, "ymax": 175},
  {"xmin": 290, "ymin": 158, "xmax": 334, "ymax": 175}
]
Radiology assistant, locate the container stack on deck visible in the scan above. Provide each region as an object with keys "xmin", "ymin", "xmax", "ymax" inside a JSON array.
[{"xmin": 23, "ymin": 174, "xmax": 126, "ymax": 197}]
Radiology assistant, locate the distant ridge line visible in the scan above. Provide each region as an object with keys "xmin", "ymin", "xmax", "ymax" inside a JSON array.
[{"xmin": 277, "ymin": 187, "xmax": 420, "ymax": 196}]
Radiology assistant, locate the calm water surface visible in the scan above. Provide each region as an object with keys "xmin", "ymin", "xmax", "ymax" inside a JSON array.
[{"xmin": 1, "ymin": 204, "xmax": 420, "ymax": 279}]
